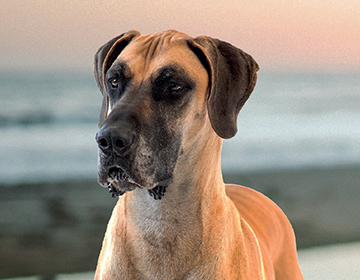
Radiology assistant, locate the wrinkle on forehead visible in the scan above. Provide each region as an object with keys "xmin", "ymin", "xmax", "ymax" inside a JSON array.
[
  {"xmin": 118, "ymin": 30, "xmax": 192, "ymax": 67},
  {"xmin": 135, "ymin": 30, "xmax": 192, "ymax": 56}
]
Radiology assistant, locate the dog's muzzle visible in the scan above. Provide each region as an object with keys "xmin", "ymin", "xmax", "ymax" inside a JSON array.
[
  {"xmin": 96, "ymin": 123, "xmax": 138, "ymax": 193},
  {"xmin": 95, "ymin": 123, "xmax": 172, "ymax": 200}
]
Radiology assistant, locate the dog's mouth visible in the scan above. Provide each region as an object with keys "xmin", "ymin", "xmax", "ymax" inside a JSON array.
[
  {"xmin": 100, "ymin": 166, "xmax": 172, "ymax": 200},
  {"xmin": 103, "ymin": 166, "xmax": 142, "ymax": 197},
  {"xmin": 108, "ymin": 166, "xmax": 128, "ymax": 181}
]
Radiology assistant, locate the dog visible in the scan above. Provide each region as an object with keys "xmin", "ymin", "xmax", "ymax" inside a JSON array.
[{"xmin": 93, "ymin": 30, "xmax": 304, "ymax": 279}]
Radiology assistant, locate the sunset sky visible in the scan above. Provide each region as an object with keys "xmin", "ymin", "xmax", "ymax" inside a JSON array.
[{"xmin": 1, "ymin": 0, "xmax": 359, "ymax": 72}]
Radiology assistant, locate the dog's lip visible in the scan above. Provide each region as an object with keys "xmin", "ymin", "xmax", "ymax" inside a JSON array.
[
  {"xmin": 99, "ymin": 166, "xmax": 142, "ymax": 198},
  {"xmin": 97, "ymin": 165, "xmax": 140, "ymax": 188},
  {"xmin": 107, "ymin": 183, "xmax": 126, "ymax": 198},
  {"xmin": 106, "ymin": 166, "xmax": 143, "ymax": 188},
  {"xmin": 98, "ymin": 165, "xmax": 173, "ymax": 199},
  {"xmin": 108, "ymin": 166, "xmax": 129, "ymax": 182}
]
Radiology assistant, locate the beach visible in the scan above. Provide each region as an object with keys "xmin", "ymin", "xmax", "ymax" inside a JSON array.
[
  {"xmin": 224, "ymin": 165, "xmax": 360, "ymax": 248},
  {"xmin": 4, "ymin": 242, "xmax": 360, "ymax": 280},
  {"xmin": 1, "ymin": 165, "xmax": 360, "ymax": 278},
  {"xmin": 1, "ymin": 0, "xmax": 359, "ymax": 277}
]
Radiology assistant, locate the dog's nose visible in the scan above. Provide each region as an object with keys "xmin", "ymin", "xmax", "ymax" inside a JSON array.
[{"xmin": 96, "ymin": 125, "xmax": 135, "ymax": 156}]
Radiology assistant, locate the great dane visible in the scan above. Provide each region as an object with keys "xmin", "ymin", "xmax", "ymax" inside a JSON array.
[{"xmin": 93, "ymin": 30, "xmax": 303, "ymax": 279}]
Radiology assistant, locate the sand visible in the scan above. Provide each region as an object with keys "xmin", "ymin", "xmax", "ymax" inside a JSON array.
[
  {"xmin": 4, "ymin": 242, "xmax": 360, "ymax": 279},
  {"xmin": 1, "ymin": 164, "xmax": 359, "ymax": 279}
]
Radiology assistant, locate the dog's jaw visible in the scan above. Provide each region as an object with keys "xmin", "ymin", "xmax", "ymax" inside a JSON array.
[
  {"xmin": 147, "ymin": 178, "xmax": 172, "ymax": 200},
  {"xmin": 99, "ymin": 164, "xmax": 173, "ymax": 199},
  {"xmin": 107, "ymin": 180, "xmax": 171, "ymax": 200}
]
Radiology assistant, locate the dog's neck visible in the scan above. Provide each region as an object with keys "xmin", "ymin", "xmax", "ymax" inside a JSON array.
[
  {"xmin": 126, "ymin": 128, "xmax": 225, "ymax": 230},
  {"xmin": 110, "ymin": 128, "xmax": 235, "ymax": 277},
  {"xmin": 126, "ymin": 121, "xmax": 225, "ymax": 214}
]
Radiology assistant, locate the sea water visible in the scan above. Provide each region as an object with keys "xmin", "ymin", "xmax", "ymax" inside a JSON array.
[{"xmin": 0, "ymin": 70, "xmax": 359, "ymax": 184}]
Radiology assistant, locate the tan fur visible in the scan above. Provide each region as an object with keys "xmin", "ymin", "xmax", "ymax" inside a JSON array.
[{"xmin": 94, "ymin": 31, "xmax": 303, "ymax": 279}]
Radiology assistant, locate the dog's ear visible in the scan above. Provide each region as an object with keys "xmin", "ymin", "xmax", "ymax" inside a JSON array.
[
  {"xmin": 94, "ymin": 30, "xmax": 140, "ymax": 127},
  {"xmin": 187, "ymin": 36, "xmax": 259, "ymax": 139}
]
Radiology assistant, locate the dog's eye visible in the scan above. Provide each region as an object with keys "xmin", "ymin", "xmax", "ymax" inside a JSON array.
[
  {"xmin": 109, "ymin": 78, "xmax": 118, "ymax": 89},
  {"xmin": 168, "ymin": 83, "xmax": 183, "ymax": 94}
]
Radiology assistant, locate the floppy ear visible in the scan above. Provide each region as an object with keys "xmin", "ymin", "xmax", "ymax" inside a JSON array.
[
  {"xmin": 94, "ymin": 30, "xmax": 140, "ymax": 127},
  {"xmin": 187, "ymin": 36, "xmax": 259, "ymax": 139}
]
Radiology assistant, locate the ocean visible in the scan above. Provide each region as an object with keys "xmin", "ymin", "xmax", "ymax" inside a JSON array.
[{"xmin": 1, "ymin": 70, "xmax": 359, "ymax": 185}]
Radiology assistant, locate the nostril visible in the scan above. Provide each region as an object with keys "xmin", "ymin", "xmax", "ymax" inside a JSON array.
[
  {"xmin": 115, "ymin": 138, "xmax": 125, "ymax": 148},
  {"xmin": 98, "ymin": 137, "xmax": 109, "ymax": 149}
]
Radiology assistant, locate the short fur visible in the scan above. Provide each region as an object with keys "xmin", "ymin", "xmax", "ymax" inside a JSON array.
[{"xmin": 93, "ymin": 30, "xmax": 303, "ymax": 280}]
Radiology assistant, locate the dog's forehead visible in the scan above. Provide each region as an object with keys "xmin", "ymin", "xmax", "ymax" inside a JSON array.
[{"xmin": 116, "ymin": 31, "xmax": 207, "ymax": 81}]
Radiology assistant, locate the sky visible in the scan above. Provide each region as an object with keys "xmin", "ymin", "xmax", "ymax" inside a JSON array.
[{"xmin": 1, "ymin": 0, "xmax": 359, "ymax": 72}]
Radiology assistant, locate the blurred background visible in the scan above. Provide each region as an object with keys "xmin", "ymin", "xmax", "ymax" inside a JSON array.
[{"xmin": 1, "ymin": 0, "xmax": 359, "ymax": 279}]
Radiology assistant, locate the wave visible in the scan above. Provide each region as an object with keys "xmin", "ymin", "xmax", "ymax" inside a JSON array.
[{"xmin": 0, "ymin": 111, "xmax": 97, "ymax": 127}]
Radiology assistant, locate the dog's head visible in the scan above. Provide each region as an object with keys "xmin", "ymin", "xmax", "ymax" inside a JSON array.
[{"xmin": 94, "ymin": 30, "xmax": 259, "ymax": 199}]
